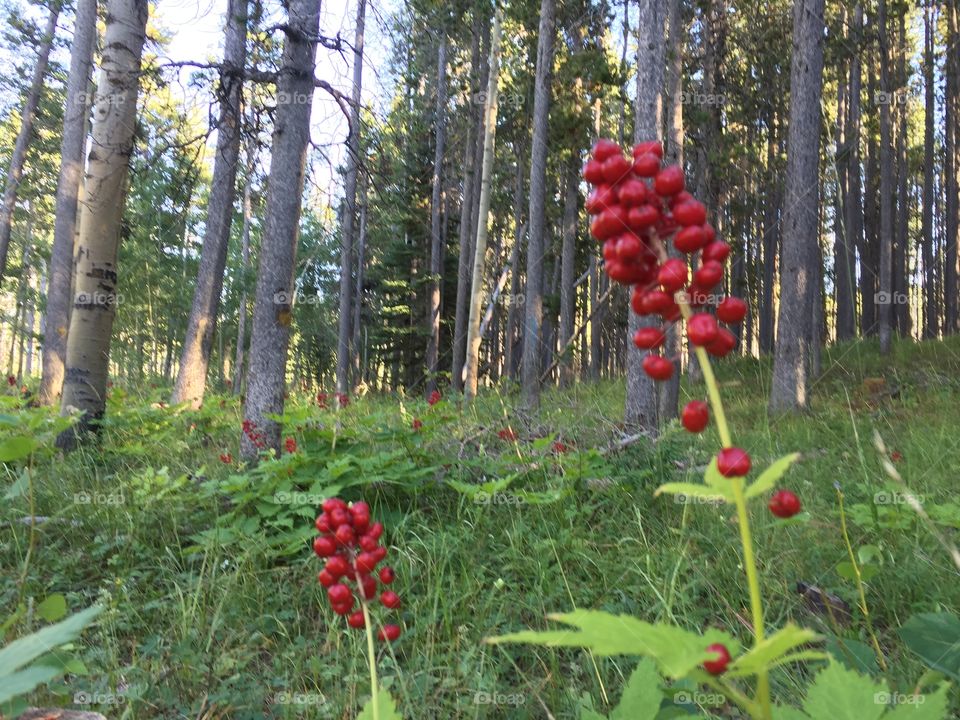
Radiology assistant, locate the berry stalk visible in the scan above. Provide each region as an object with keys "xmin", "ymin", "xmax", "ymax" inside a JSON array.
[{"xmin": 357, "ymin": 569, "xmax": 381, "ymax": 720}]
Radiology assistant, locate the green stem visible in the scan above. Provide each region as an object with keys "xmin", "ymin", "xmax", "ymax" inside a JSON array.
[{"xmin": 357, "ymin": 572, "xmax": 380, "ymax": 720}]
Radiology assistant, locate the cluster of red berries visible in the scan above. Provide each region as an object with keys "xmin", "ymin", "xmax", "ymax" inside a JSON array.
[
  {"xmin": 552, "ymin": 440, "xmax": 570, "ymax": 454},
  {"xmin": 313, "ymin": 498, "xmax": 402, "ymax": 642},
  {"xmin": 497, "ymin": 427, "xmax": 518, "ymax": 441},
  {"xmin": 316, "ymin": 392, "xmax": 328, "ymax": 408},
  {"xmin": 316, "ymin": 392, "xmax": 350, "ymax": 409},
  {"xmin": 428, "ymin": 389, "xmax": 441, "ymax": 406},
  {"xmin": 219, "ymin": 452, "xmax": 233, "ymax": 464},
  {"xmin": 242, "ymin": 419, "xmax": 268, "ymax": 450},
  {"xmin": 284, "ymin": 437, "xmax": 297, "ymax": 453},
  {"xmin": 412, "ymin": 418, "xmax": 423, "ymax": 430},
  {"xmin": 6, "ymin": 375, "xmax": 15, "ymax": 387}
]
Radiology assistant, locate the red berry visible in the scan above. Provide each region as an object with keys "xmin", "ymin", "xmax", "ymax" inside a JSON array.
[
  {"xmin": 657, "ymin": 258, "xmax": 688, "ymax": 292},
  {"xmin": 583, "ymin": 158, "xmax": 605, "ymax": 184},
  {"xmin": 674, "ymin": 225, "xmax": 706, "ymax": 253},
  {"xmin": 716, "ymin": 296, "xmax": 748, "ymax": 324},
  {"xmin": 592, "ymin": 138, "xmax": 621, "ymax": 161},
  {"xmin": 701, "ymin": 240, "xmax": 730, "ymax": 263},
  {"xmin": 591, "ymin": 206, "xmax": 627, "ymax": 240},
  {"xmin": 378, "ymin": 624, "xmax": 402, "ymax": 642},
  {"xmin": 380, "ymin": 590, "xmax": 401, "ymax": 609},
  {"xmin": 617, "ymin": 179, "xmax": 648, "ymax": 207},
  {"xmin": 355, "ymin": 552, "xmax": 379, "ymax": 573},
  {"xmin": 654, "ymin": 165, "xmax": 685, "ymax": 196},
  {"xmin": 332, "ymin": 599, "xmax": 354, "ymax": 615},
  {"xmin": 669, "ymin": 190, "xmax": 695, "ymax": 208},
  {"xmin": 317, "ymin": 569, "xmax": 337, "ymax": 587},
  {"xmin": 632, "ymin": 140, "xmax": 663, "ymax": 159},
  {"xmin": 616, "ymin": 233, "xmax": 643, "ymax": 262},
  {"xmin": 313, "ymin": 535, "xmax": 337, "ymax": 557},
  {"xmin": 359, "ymin": 573, "xmax": 378, "ymax": 600},
  {"xmin": 325, "ymin": 555, "xmax": 350, "ymax": 578},
  {"xmin": 769, "ymin": 489, "xmax": 802, "ymax": 518},
  {"xmin": 686, "ymin": 313, "xmax": 719, "ymax": 347},
  {"xmin": 706, "ymin": 327, "xmax": 737, "ymax": 357},
  {"xmin": 347, "ymin": 610, "xmax": 366, "ymax": 628},
  {"xmin": 632, "ymin": 153, "xmax": 661, "ymax": 177},
  {"xmin": 626, "ymin": 203, "xmax": 660, "ymax": 230},
  {"xmin": 359, "ymin": 534, "xmax": 378, "ymax": 551},
  {"xmin": 642, "ymin": 354, "xmax": 674, "ymax": 381},
  {"xmin": 602, "ymin": 154, "xmax": 633, "ymax": 184},
  {"xmin": 703, "ymin": 643, "xmax": 731, "ymax": 675},
  {"xmin": 681, "ymin": 400, "xmax": 709, "ymax": 433},
  {"xmin": 672, "ymin": 200, "xmax": 707, "ymax": 227},
  {"xmin": 379, "ymin": 566, "xmax": 396, "ymax": 584},
  {"xmin": 639, "ymin": 289, "xmax": 673, "ymax": 316},
  {"xmin": 694, "ymin": 260, "xmax": 724, "ymax": 289},
  {"xmin": 371, "ymin": 546, "xmax": 388, "ymax": 563},
  {"xmin": 586, "ymin": 185, "xmax": 617, "ymax": 214},
  {"xmin": 328, "ymin": 507, "xmax": 350, "ymax": 528},
  {"xmin": 335, "ymin": 524, "xmax": 356, "ymax": 546},
  {"xmin": 315, "ymin": 513, "xmax": 331, "ymax": 533},
  {"xmin": 702, "ymin": 223, "xmax": 717, "ymax": 244},
  {"xmin": 717, "ymin": 447, "xmax": 752, "ymax": 477},
  {"xmin": 327, "ymin": 583, "xmax": 352, "ymax": 605},
  {"xmin": 322, "ymin": 497, "xmax": 347, "ymax": 514},
  {"xmin": 633, "ymin": 327, "xmax": 666, "ymax": 350},
  {"xmin": 367, "ymin": 522, "xmax": 384, "ymax": 541}
]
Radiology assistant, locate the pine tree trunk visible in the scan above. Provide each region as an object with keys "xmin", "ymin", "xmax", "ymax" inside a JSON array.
[
  {"xmin": 834, "ymin": 7, "xmax": 855, "ymax": 343},
  {"xmin": 893, "ymin": 9, "xmax": 910, "ymax": 338},
  {"xmin": 626, "ymin": 0, "xmax": 666, "ymax": 430},
  {"xmin": 57, "ymin": 0, "xmax": 149, "ymax": 448},
  {"xmin": 921, "ymin": 2, "xmax": 936, "ymax": 339},
  {"xmin": 877, "ymin": 0, "xmax": 894, "ymax": 355},
  {"xmin": 171, "ymin": 0, "xmax": 248, "ymax": 408},
  {"xmin": 862, "ymin": 61, "xmax": 880, "ymax": 336},
  {"xmin": 504, "ymin": 149, "xmax": 525, "ymax": 381},
  {"xmin": 558, "ymin": 156, "xmax": 578, "ymax": 387},
  {"xmin": 232, "ymin": 157, "xmax": 254, "ymax": 394},
  {"xmin": 945, "ymin": 0, "xmax": 959, "ymax": 334},
  {"xmin": 463, "ymin": 11, "xmax": 501, "ymax": 401},
  {"xmin": 768, "ymin": 0, "xmax": 825, "ymax": 412},
  {"xmin": 352, "ymin": 179, "xmax": 367, "ymax": 382},
  {"xmin": 239, "ymin": 0, "xmax": 319, "ymax": 458},
  {"xmin": 759, "ymin": 112, "xmax": 779, "ymax": 354},
  {"xmin": 425, "ymin": 36, "xmax": 448, "ymax": 395},
  {"xmin": 519, "ymin": 0, "xmax": 556, "ymax": 409},
  {"xmin": 39, "ymin": 0, "xmax": 98, "ymax": 405},
  {"xmin": 846, "ymin": 3, "xmax": 865, "ymax": 338},
  {"xmin": 0, "ymin": 5, "xmax": 60, "ymax": 283}
]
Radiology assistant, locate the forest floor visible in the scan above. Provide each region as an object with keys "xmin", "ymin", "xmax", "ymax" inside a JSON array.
[{"xmin": 3, "ymin": 337, "xmax": 960, "ymax": 719}]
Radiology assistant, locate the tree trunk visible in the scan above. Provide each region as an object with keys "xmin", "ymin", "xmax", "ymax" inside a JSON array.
[
  {"xmin": 232, "ymin": 156, "xmax": 254, "ymax": 394},
  {"xmin": 335, "ymin": 0, "xmax": 366, "ymax": 394},
  {"xmin": 877, "ymin": 0, "xmax": 894, "ymax": 355},
  {"xmin": 945, "ymin": 0, "xmax": 959, "ymax": 334},
  {"xmin": 0, "ymin": 4, "xmax": 60, "ymax": 284},
  {"xmin": 846, "ymin": 3, "xmax": 864, "ymax": 338},
  {"xmin": 759, "ymin": 111, "xmax": 779, "ymax": 354},
  {"xmin": 626, "ymin": 0, "xmax": 666, "ymax": 430},
  {"xmin": 768, "ymin": 0, "xmax": 825, "ymax": 412},
  {"xmin": 558, "ymin": 155, "xmax": 578, "ymax": 387},
  {"xmin": 239, "ymin": 0, "xmax": 319, "ymax": 458},
  {"xmin": 862, "ymin": 62, "xmax": 880, "ymax": 336},
  {"xmin": 57, "ymin": 0, "xmax": 148, "ymax": 448},
  {"xmin": 39, "ymin": 0, "xmax": 98, "ymax": 405},
  {"xmin": 519, "ymin": 0, "xmax": 556, "ymax": 409},
  {"xmin": 352, "ymin": 178, "xmax": 368, "ymax": 382},
  {"xmin": 893, "ymin": 8, "xmax": 910, "ymax": 338},
  {"xmin": 921, "ymin": 2, "xmax": 936, "ymax": 339},
  {"xmin": 463, "ymin": 11, "xmax": 501, "ymax": 401},
  {"xmin": 171, "ymin": 0, "xmax": 248, "ymax": 408},
  {"xmin": 504, "ymin": 148, "xmax": 525, "ymax": 381},
  {"xmin": 425, "ymin": 35, "xmax": 448, "ymax": 395},
  {"xmin": 834, "ymin": 7, "xmax": 855, "ymax": 343}
]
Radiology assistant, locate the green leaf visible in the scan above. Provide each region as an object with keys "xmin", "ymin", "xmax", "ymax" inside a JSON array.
[
  {"xmin": 898, "ymin": 613, "xmax": 960, "ymax": 682},
  {"xmin": 726, "ymin": 624, "xmax": 820, "ymax": 678},
  {"xmin": 703, "ymin": 458, "xmax": 736, "ymax": 500},
  {"xmin": 610, "ymin": 658, "xmax": 661, "ymax": 720},
  {"xmin": 36, "ymin": 595, "xmax": 68, "ymax": 623},
  {"xmin": 801, "ymin": 662, "xmax": 886, "ymax": 720},
  {"xmin": 356, "ymin": 687, "xmax": 401, "ymax": 720},
  {"xmin": 580, "ymin": 709, "xmax": 607, "ymax": 720},
  {"xmin": 837, "ymin": 561, "xmax": 879, "ymax": 582},
  {"xmin": 0, "ymin": 436, "xmax": 38, "ymax": 463},
  {"xmin": 0, "ymin": 664, "xmax": 62, "ymax": 705},
  {"xmin": 487, "ymin": 609, "xmax": 738, "ymax": 678},
  {"xmin": 3, "ymin": 471, "xmax": 28, "ymax": 500},
  {"xmin": 771, "ymin": 706, "xmax": 810, "ymax": 720},
  {"xmin": 825, "ymin": 635, "xmax": 880, "ymax": 674},
  {"xmin": 883, "ymin": 682, "xmax": 951, "ymax": 719},
  {"xmin": 0, "ymin": 605, "xmax": 101, "ymax": 678},
  {"xmin": 744, "ymin": 453, "xmax": 800, "ymax": 499},
  {"xmin": 654, "ymin": 482, "xmax": 730, "ymax": 504}
]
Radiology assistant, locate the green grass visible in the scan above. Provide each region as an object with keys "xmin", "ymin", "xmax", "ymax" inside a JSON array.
[{"xmin": 2, "ymin": 337, "xmax": 959, "ymax": 718}]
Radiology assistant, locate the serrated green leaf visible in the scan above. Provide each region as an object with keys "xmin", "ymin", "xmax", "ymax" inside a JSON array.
[
  {"xmin": 727, "ymin": 624, "xmax": 820, "ymax": 677},
  {"xmin": 771, "ymin": 706, "xmax": 809, "ymax": 720},
  {"xmin": 610, "ymin": 658, "xmax": 661, "ymax": 720},
  {"xmin": 580, "ymin": 709, "xmax": 606, "ymax": 720},
  {"xmin": 825, "ymin": 635, "xmax": 879, "ymax": 674},
  {"xmin": 703, "ymin": 458, "xmax": 736, "ymax": 499},
  {"xmin": 487, "ymin": 609, "xmax": 738, "ymax": 678},
  {"xmin": 0, "ymin": 605, "xmax": 101, "ymax": 678},
  {"xmin": 0, "ymin": 436, "xmax": 38, "ymax": 463},
  {"xmin": 356, "ymin": 687, "xmax": 401, "ymax": 720},
  {"xmin": 654, "ymin": 482, "xmax": 731, "ymax": 504},
  {"xmin": 3, "ymin": 471, "xmax": 28, "ymax": 500},
  {"xmin": 36, "ymin": 595, "xmax": 67, "ymax": 623},
  {"xmin": 899, "ymin": 613, "xmax": 960, "ymax": 682},
  {"xmin": 744, "ymin": 453, "xmax": 800, "ymax": 499},
  {"xmin": 883, "ymin": 682, "xmax": 950, "ymax": 719},
  {"xmin": 0, "ymin": 663, "xmax": 63, "ymax": 705},
  {"xmin": 801, "ymin": 662, "xmax": 886, "ymax": 720}
]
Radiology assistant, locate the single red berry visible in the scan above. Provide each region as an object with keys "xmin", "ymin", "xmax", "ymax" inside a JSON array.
[
  {"xmin": 359, "ymin": 573, "xmax": 378, "ymax": 600},
  {"xmin": 313, "ymin": 535, "xmax": 337, "ymax": 557},
  {"xmin": 654, "ymin": 164, "xmax": 685, "ymax": 196},
  {"xmin": 592, "ymin": 138, "xmax": 621, "ymax": 161},
  {"xmin": 219, "ymin": 453, "xmax": 232, "ymax": 464},
  {"xmin": 327, "ymin": 583, "xmax": 352, "ymax": 605},
  {"xmin": 626, "ymin": 203, "xmax": 660, "ymax": 229},
  {"xmin": 686, "ymin": 313, "xmax": 719, "ymax": 347},
  {"xmin": 325, "ymin": 555, "xmax": 350, "ymax": 578},
  {"xmin": 632, "ymin": 140, "xmax": 663, "ymax": 159},
  {"xmin": 359, "ymin": 534, "xmax": 378, "ymax": 552},
  {"xmin": 367, "ymin": 522, "xmax": 384, "ymax": 541},
  {"xmin": 6, "ymin": 375, "xmax": 15, "ymax": 386},
  {"xmin": 315, "ymin": 513, "xmax": 331, "ymax": 533},
  {"xmin": 602, "ymin": 154, "xmax": 633, "ymax": 184},
  {"xmin": 717, "ymin": 447, "xmax": 752, "ymax": 477},
  {"xmin": 642, "ymin": 354, "xmax": 674, "ymax": 381},
  {"xmin": 329, "ymin": 507, "xmax": 350, "ymax": 528},
  {"xmin": 371, "ymin": 546, "xmax": 388, "ymax": 563},
  {"xmin": 703, "ymin": 643, "xmax": 731, "ymax": 675},
  {"xmin": 412, "ymin": 418, "xmax": 423, "ymax": 430},
  {"xmin": 583, "ymin": 158, "xmax": 605, "ymax": 184},
  {"xmin": 335, "ymin": 524, "xmax": 356, "ymax": 546},
  {"xmin": 332, "ymin": 599, "xmax": 354, "ymax": 615},
  {"xmin": 769, "ymin": 489, "xmax": 802, "ymax": 518},
  {"xmin": 428, "ymin": 389, "xmax": 442, "ymax": 405},
  {"xmin": 701, "ymin": 240, "xmax": 731, "ymax": 263},
  {"xmin": 586, "ymin": 185, "xmax": 617, "ymax": 214},
  {"xmin": 706, "ymin": 327, "xmax": 737, "ymax": 357},
  {"xmin": 322, "ymin": 497, "xmax": 347, "ymax": 514},
  {"xmin": 681, "ymin": 400, "xmax": 709, "ymax": 433},
  {"xmin": 380, "ymin": 590, "xmax": 401, "ymax": 609},
  {"xmin": 694, "ymin": 260, "xmax": 724, "ymax": 289},
  {"xmin": 379, "ymin": 566, "xmax": 396, "ymax": 584},
  {"xmin": 674, "ymin": 225, "xmax": 706, "ymax": 253},
  {"xmin": 347, "ymin": 610, "xmax": 366, "ymax": 629},
  {"xmin": 639, "ymin": 289, "xmax": 673, "ymax": 316},
  {"xmin": 378, "ymin": 624, "xmax": 402, "ymax": 642},
  {"xmin": 355, "ymin": 551, "xmax": 379, "ymax": 573},
  {"xmin": 716, "ymin": 296, "xmax": 748, "ymax": 324},
  {"xmin": 317, "ymin": 569, "xmax": 337, "ymax": 587},
  {"xmin": 657, "ymin": 258, "xmax": 688, "ymax": 292},
  {"xmin": 616, "ymin": 232, "xmax": 643, "ymax": 262},
  {"xmin": 632, "ymin": 153, "xmax": 661, "ymax": 177},
  {"xmin": 633, "ymin": 326, "xmax": 666, "ymax": 350},
  {"xmin": 617, "ymin": 179, "xmax": 648, "ymax": 207},
  {"xmin": 591, "ymin": 206, "xmax": 627, "ymax": 240},
  {"xmin": 672, "ymin": 200, "xmax": 707, "ymax": 226}
]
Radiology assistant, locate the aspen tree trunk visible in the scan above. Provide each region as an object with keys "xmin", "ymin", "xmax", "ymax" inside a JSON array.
[
  {"xmin": 57, "ymin": 0, "xmax": 148, "ymax": 448},
  {"xmin": 0, "ymin": 5, "xmax": 60, "ymax": 282},
  {"xmin": 171, "ymin": 0, "xmax": 248, "ymax": 407},
  {"xmin": 239, "ymin": 0, "xmax": 319, "ymax": 458},
  {"xmin": 558, "ymin": 156, "xmax": 578, "ymax": 387},
  {"xmin": 520, "ymin": 0, "xmax": 556, "ymax": 409},
  {"xmin": 626, "ymin": 0, "xmax": 666, "ymax": 430},
  {"xmin": 877, "ymin": 0, "xmax": 894, "ymax": 355},
  {"xmin": 335, "ymin": 0, "xmax": 366, "ymax": 394},
  {"xmin": 39, "ymin": 0, "xmax": 97, "ymax": 405},
  {"xmin": 463, "ymin": 11, "xmax": 501, "ymax": 402},
  {"xmin": 921, "ymin": 2, "xmax": 936, "ymax": 339},
  {"xmin": 425, "ymin": 35, "xmax": 448, "ymax": 396},
  {"xmin": 768, "ymin": 0, "xmax": 825, "ymax": 412}
]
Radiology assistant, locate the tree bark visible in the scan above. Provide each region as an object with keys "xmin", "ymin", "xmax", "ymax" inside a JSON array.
[
  {"xmin": 504, "ymin": 148, "xmax": 525, "ymax": 381},
  {"xmin": 232, "ymin": 153, "xmax": 255, "ymax": 394},
  {"xmin": 921, "ymin": 2, "xmax": 936, "ymax": 339},
  {"xmin": 425, "ymin": 35, "xmax": 448, "ymax": 395},
  {"xmin": 335, "ymin": 0, "xmax": 366, "ymax": 394},
  {"xmin": 171, "ymin": 0, "xmax": 248, "ymax": 408},
  {"xmin": 846, "ymin": 3, "xmax": 864, "ymax": 338},
  {"xmin": 768, "ymin": 0, "xmax": 825, "ymax": 412},
  {"xmin": 558, "ymin": 155, "xmax": 578, "ymax": 386},
  {"xmin": 463, "ymin": 11, "xmax": 501, "ymax": 401},
  {"xmin": 239, "ymin": 0, "xmax": 319, "ymax": 458},
  {"xmin": 38, "ymin": 0, "xmax": 97, "ymax": 405},
  {"xmin": 834, "ymin": 6, "xmax": 855, "ymax": 343},
  {"xmin": 57, "ymin": 0, "xmax": 148, "ymax": 448},
  {"xmin": 945, "ymin": 0, "xmax": 959, "ymax": 334},
  {"xmin": 520, "ymin": 0, "xmax": 556, "ymax": 409},
  {"xmin": 877, "ymin": 0, "xmax": 894, "ymax": 355},
  {"xmin": 0, "ymin": 5, "xmax": 61, "ymax": 283},
  {"xmin": 626, "ymin": 0, "xmax": 665, "ymax": 430},
  {"xmin": 893, "ymin": 8, "xmax": 910, "ymax": 338}
]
